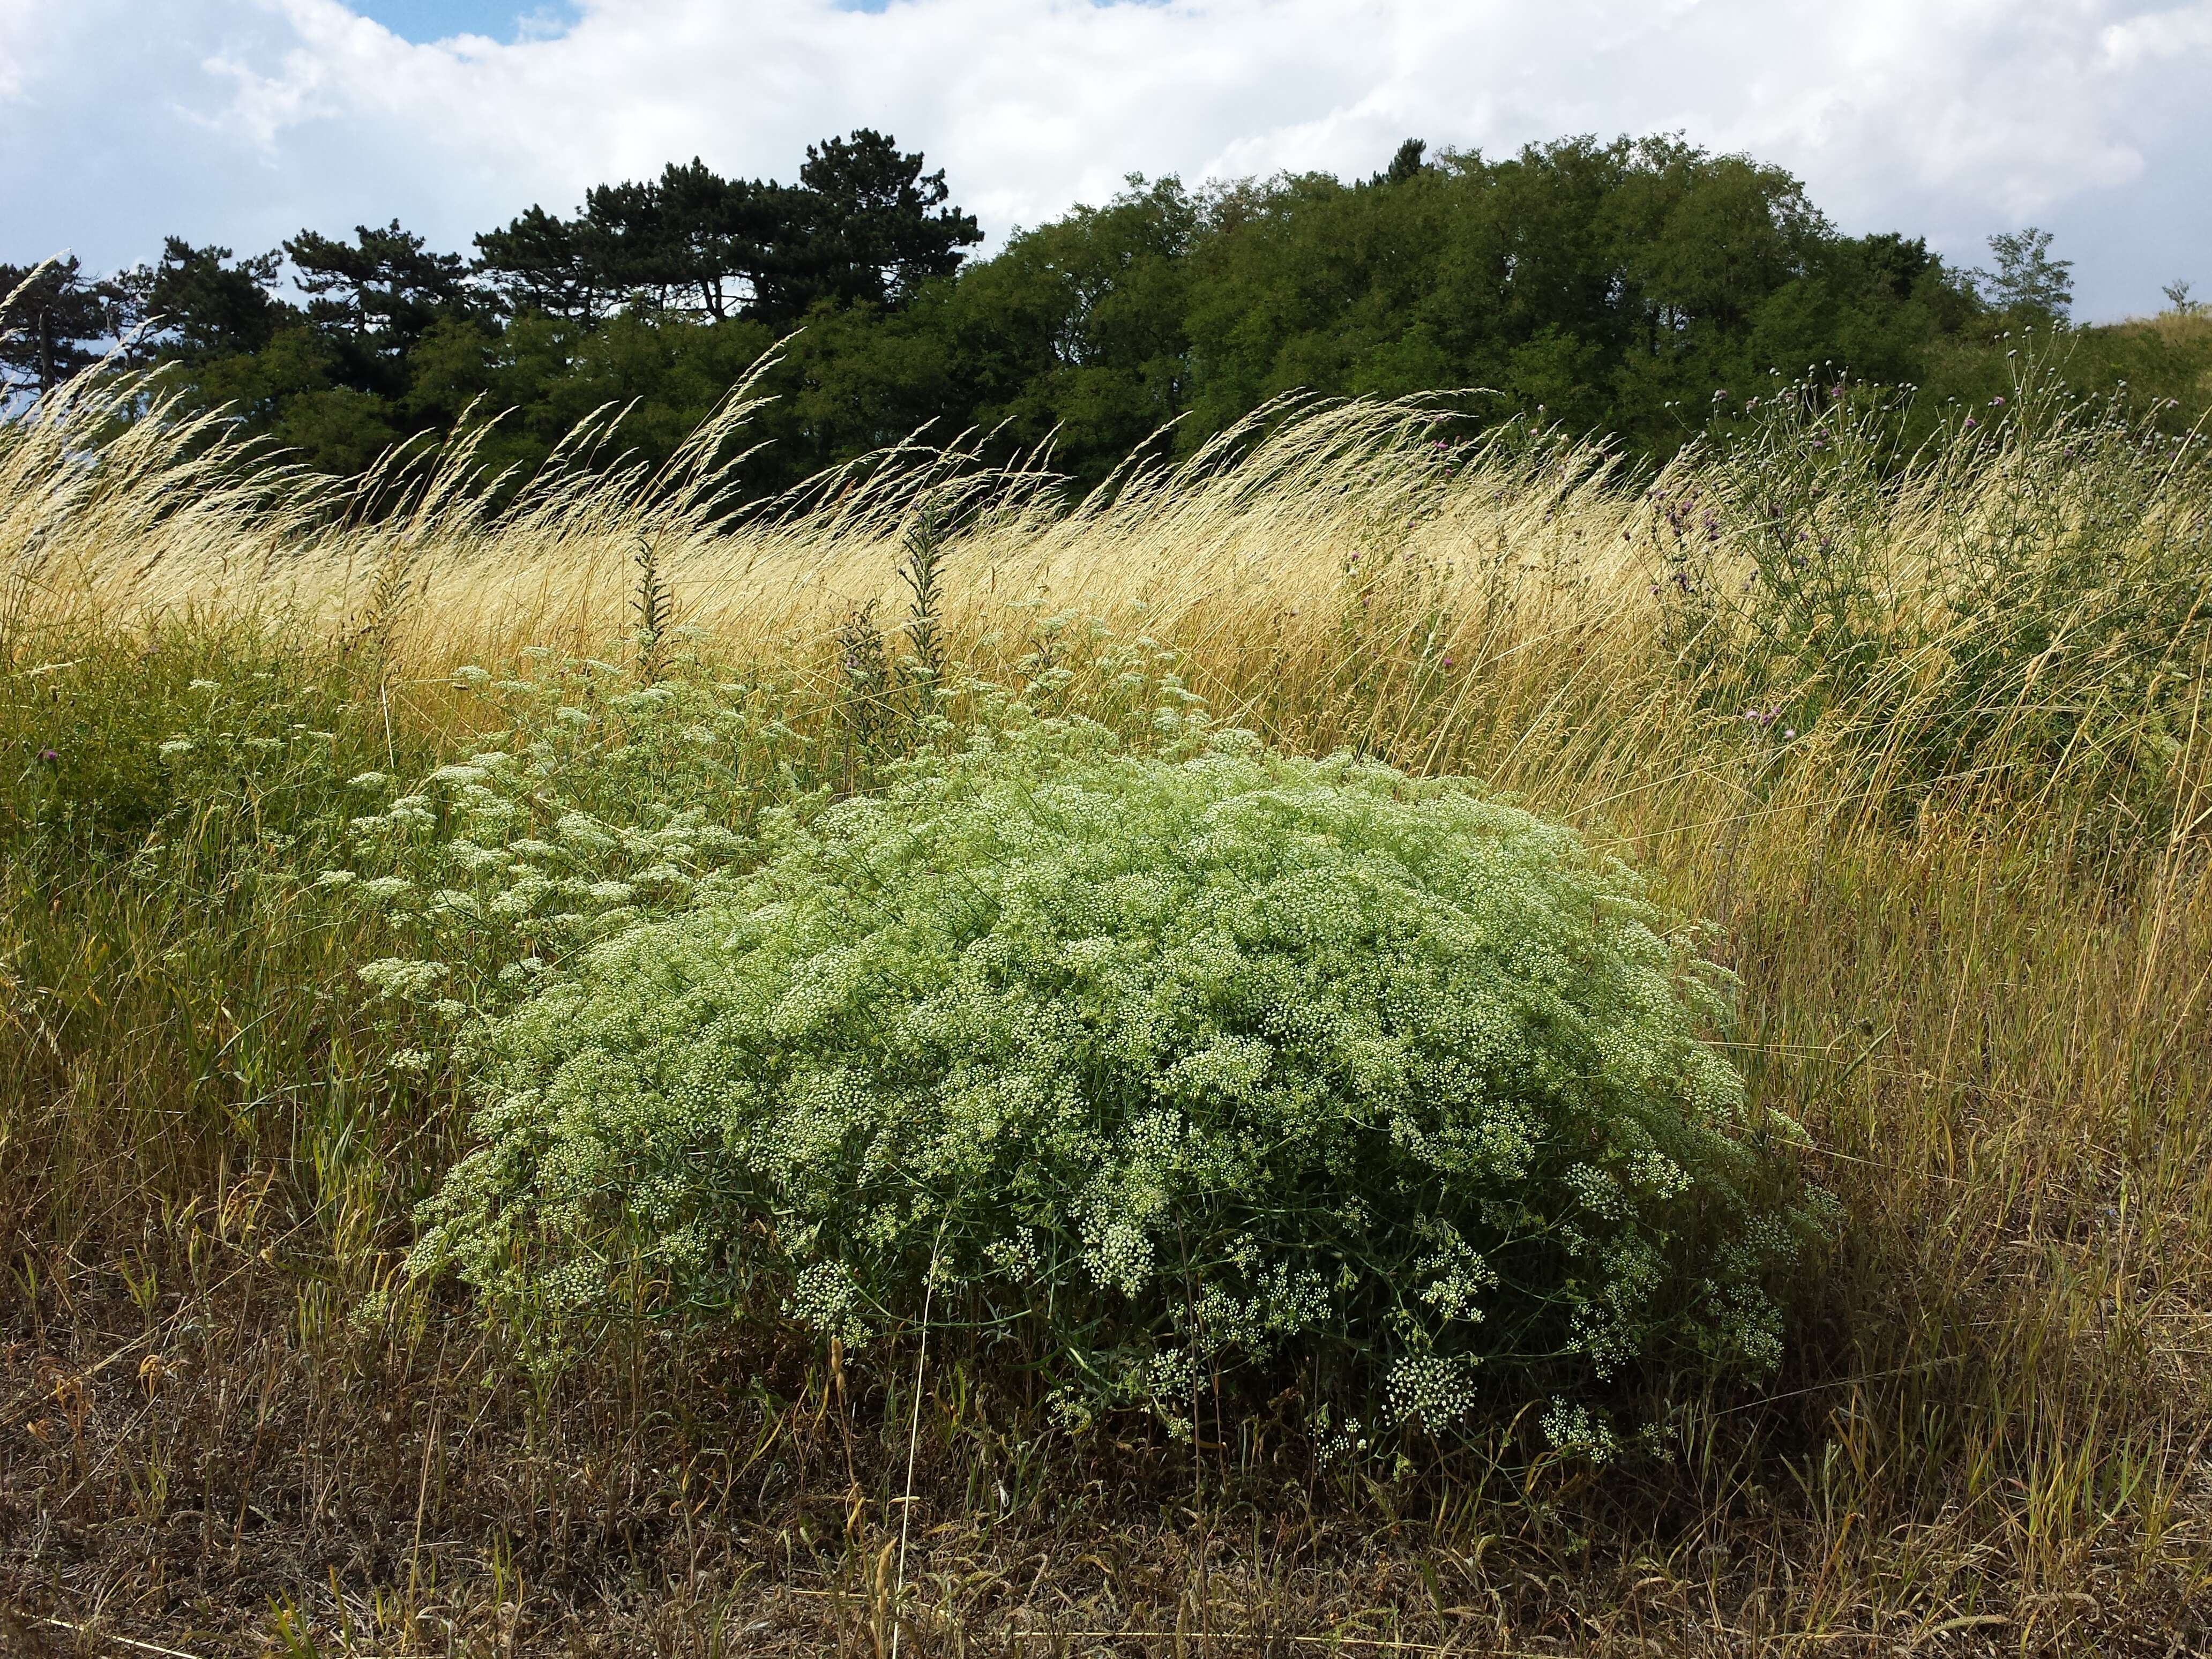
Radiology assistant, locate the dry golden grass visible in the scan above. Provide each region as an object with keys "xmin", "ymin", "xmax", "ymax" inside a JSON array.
[{"xmin": 6, "ymin": 357, "xmax": 2212, "ymax": 1653}]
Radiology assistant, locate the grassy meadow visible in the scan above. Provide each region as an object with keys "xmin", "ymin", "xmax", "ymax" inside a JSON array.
[{"xmin": 6, "ymin": 352, "xmax": 2212, "ymax": 1655}]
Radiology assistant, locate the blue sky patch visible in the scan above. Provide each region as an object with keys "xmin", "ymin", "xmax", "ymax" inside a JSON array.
[{"xmin": 346, "ymin": 2, "xmax": 577, "ymax": 45}]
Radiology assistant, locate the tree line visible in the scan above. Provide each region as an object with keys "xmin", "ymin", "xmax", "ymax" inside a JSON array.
[{"xmin": 6, "ymin": 129, "xmax": 2208, "ymax": 495}]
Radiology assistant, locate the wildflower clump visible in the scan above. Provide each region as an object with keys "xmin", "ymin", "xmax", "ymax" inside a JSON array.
[
  {"xmin": 309, "ymin": 660, "xmax": 821, "ymax": 1023},
  {"xmin": 412, "ymin": 718, "xmax": 1812, "ymax": 1441}
]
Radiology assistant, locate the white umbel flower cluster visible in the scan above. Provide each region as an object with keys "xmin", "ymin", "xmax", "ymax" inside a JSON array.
[{"xmin": 410, "ymin": 713, "xmax": 1817, "ymax": 1446}]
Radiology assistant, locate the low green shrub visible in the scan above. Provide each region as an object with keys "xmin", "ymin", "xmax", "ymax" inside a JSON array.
[
  {"xmin": 411, "ymin": 715, "xmax": 1816, "ymax": 1450},
  {"xmin": 1653, "ymin": 363, "xmax": 2212, "ymax": 834},
  {"xmin": 1, "ymin": 624, "xmax": 380, "ymax": 884},
  {"xmin": 318, "ymin": 660, "xmax": 819, "ymax": 1013}
]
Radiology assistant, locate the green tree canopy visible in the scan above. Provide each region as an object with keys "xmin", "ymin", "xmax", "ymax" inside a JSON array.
[
  {"xmin": 0, "ymin": 256, "xmax": 129, "ymax": 398},
  {"xmin": 40, "ymin": 129, "xmax": 2212, "ymax": 492},
  {"xmin": 121, "ymin": 240, "xmax": 288, "ymax": 361},
  {"xmin": 473, "ymin": 132, "xmax": 981, "ymax": 330},
  {"xmin": 1971, "ymin": 227, "xmax": 2075, "ymax": 322}
]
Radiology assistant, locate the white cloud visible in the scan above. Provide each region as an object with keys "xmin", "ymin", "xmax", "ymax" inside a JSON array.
[
  {"xmin": 2102, "ymin": 2, "xmax": 2212, "ymax": 66},
  {"xmin": 2, "ymin": 0, "xmax": 2208, "ymax": 316}
]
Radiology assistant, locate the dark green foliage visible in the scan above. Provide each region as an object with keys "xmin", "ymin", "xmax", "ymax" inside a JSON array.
[
  {"xmin": 122, "ymin": 239, "xmax": 287, "ymax": 360},
  {"xmin": 0, "ymin": 626, "xmax": 390, "ymax": 893},
  {"xmin": 473, "ymin": 133, "xmax": 980, "ymax": 327},
  {"xmin": 1649, "ymin": 350, "xmax": 2212, "ymax": 838},
  {"xmin": 0, "ymin": 256, "xmax": 132, "ymax": 397},
  {"xmin": 50, "ymin": 131, "xmax": 2212, "ymax": 495},
  {"xmin": 283, "ymin": 220, "xmax": 474, "ymax": 348},
  {"xmin": 784, "ymin": 129, "xmax": 985, "ymax": 312},
  {"xmin": 1380, "ymin": 138, "xmax": 1429, "ymax": 186},
  {"xmin": 1970, "ymin": 227, "xmax": 2075, "ymax": 323},
  {"xmin": 470, "ymin": 202, "xmax": 609, "ymax": 324}
]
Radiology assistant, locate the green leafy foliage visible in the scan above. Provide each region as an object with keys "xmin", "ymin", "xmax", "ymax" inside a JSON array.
[
  {"xmin": 408, "ymin": 711, "xmax": 1817, "ymax": 1446},
  {"xmin": 1649, "ymin": 348, "xmax": 2212, "ymax": 834},
  {"xmin": 1, "ymin": 626, "xmax": 376, "ymax": 883},
  {"xmin": 38, "ymin": 129, "xmax": 2203, "ymax": 498}
]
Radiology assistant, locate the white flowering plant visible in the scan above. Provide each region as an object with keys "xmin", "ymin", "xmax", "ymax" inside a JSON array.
[
  {"xmin": 409, "ymin": 710, "xmax": 1820, "ymax": 1446},
  {"xmin": 311, "ymin": 659, "xmax": 825, "ymax": 1020},
  {"xmin": 313, "ymin": 644, "xmax": 1206, "ymax": 1017}
]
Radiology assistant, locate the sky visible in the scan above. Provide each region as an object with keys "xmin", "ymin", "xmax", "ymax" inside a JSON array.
[{"xmin": 2, "ymin": 0, "xmax": 2209, "ymax": 321}]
